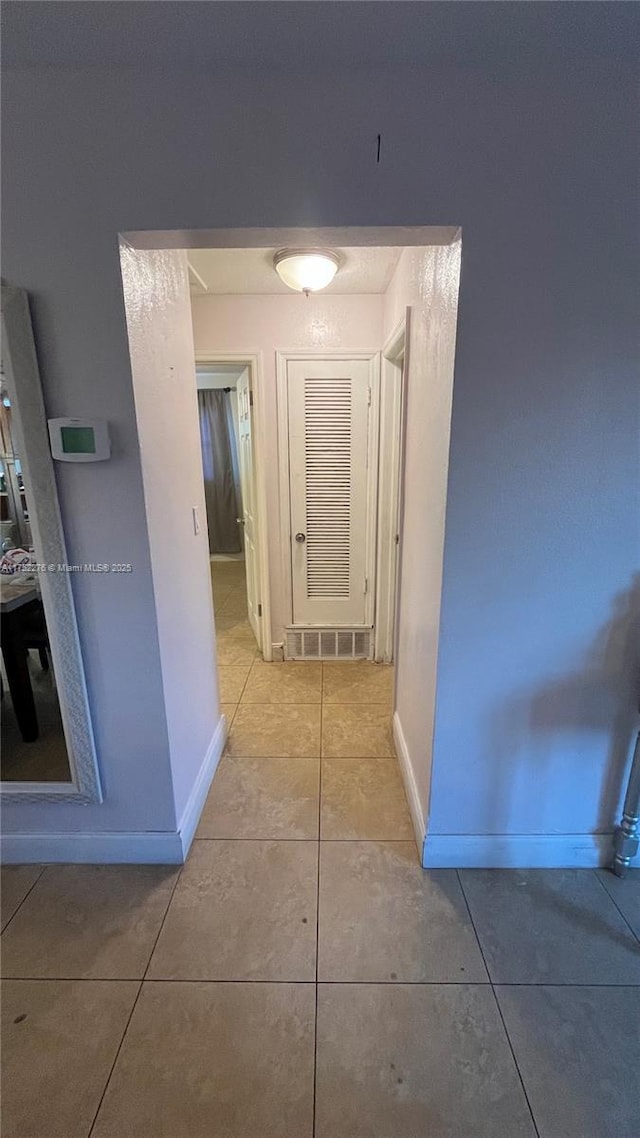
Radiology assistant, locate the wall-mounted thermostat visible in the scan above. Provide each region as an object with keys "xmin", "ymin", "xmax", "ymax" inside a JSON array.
[{"xmin": 48, "ymin": 418, "xmax": 111, "ymax": 462}]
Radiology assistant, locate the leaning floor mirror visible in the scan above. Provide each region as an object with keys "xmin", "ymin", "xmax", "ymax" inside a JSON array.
[{"xmin": 0, "ymin": 285, "xmax": 101, "ymax": 801}]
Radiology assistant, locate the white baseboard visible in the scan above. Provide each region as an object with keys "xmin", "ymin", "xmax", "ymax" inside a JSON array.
[
  {"xmin": 0, "ymin": 830, "xmax": 184, "ymax": 864},
  {"xmin": 177, "ymin": 714, "xmax": 228, "ymax": 859},
  {"xmin": 422, "ymin": 832, "xmax": 614, "ymax": 869},
  {"xmin": 392, "ymin": 712, "xmax": 427, "ymax": 858},
  {"xmin": 1, "ymin": 715, "xmax": 228, "ymax": 866}
]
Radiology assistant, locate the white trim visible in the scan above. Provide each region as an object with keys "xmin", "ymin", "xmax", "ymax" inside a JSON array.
[
  {"xmin": 392, "ymin": 711, "xmax": 427, "ymax": 858},
  {"xmin": 276, "ymin": 352, "xmax": 293, "ymax": 626},
  {"xmin": 364, "ymin": 355, "xmax": 381, "ymax": 629},
  {"xmin": 392, "ymin": 702, "xmax": 614, "ymax": 871},
  {"xmin": 276, "ymin": 350, "xmax": 381, "ymax": 632},
  {"xmin": 382, "ymin": 319, "xmax": 407, "ymax": 367},
  {"xmin": 186, "ymin": 258, "xmax": 209, "ymax": 294},
  {"xmin": 177, "ymin": 714, "xmax": 227, "ymax": 859},
  {"xmin": 1, "ymin": 286, "xmax": 102, "ymax": 804},
  {"xmin": 274, "ymin": 349, "xmax": 381, "ymax": 360},
  {"xmin": 422, "ymin": 832, "xmax": 614, "ymax": 869},
  {"xmin": 194, "ymin": 351, "xmax": 272, "ymax": 661},
  {"xmin": 391, "ymin": 307, "xmax": 412, "ymax": 712},
  {"xmin": 128, "ymin": 225, "xmax": 460, "ymax": 252},
  {"xmin": 0, "ymin": 830, "xmax": 184, "ymax": 864},
  {"xmin": 374, "ymin": 319, "xmax": 406, "ymax": 662}
]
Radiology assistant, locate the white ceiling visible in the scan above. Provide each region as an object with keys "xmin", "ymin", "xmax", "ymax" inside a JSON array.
[
  {"xmin": 196, "ymin": 364, "xmax": 246, "ymax": 389},
  {"xmin": 187, "ymin": 247, "xmax": 403, "ymax": 297}
]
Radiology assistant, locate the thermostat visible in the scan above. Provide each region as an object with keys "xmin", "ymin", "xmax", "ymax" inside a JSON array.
[{"xmin": 48, "ymin": 418, "xmax": 111, "ymax": 462}]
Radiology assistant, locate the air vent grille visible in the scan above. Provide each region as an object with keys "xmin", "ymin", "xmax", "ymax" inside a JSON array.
[{"xmin": 285, "ymin": 628, "xmax": 372, "ymax": 660}]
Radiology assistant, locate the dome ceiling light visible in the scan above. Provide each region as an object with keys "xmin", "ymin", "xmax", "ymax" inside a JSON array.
[{"xmin": 273, "ymin": 248, "xmax": 340, "ymax": 296}]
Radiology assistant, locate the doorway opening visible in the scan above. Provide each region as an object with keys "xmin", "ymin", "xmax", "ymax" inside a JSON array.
[
  {"xmin": 276, "ymin": 350, "xmax": 380, "ymax": 661},
  {"xmin": 120, "ymin": 226, "xmax": 461, "ymax": 858},
  {"xmin": 195, "ymin": 356, "xmax": 271, "ymax": 661},
  {"xmin": 182, "ymin": 236, "xmax": 445, "ymax": 671}
]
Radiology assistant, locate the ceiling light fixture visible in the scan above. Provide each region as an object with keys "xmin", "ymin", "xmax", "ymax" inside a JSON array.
[{"xmin": 273, "ymin": 248, "xmax": 340, "ymax": 295}]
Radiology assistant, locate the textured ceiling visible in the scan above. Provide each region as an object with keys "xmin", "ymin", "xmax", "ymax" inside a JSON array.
[
  {"xmin": 187, "ymin": 247, "xmax": 403, "ymax": 296},
  {"xmin": 3, "ymin": 2, "xmax": 638, "ymax": 70}
]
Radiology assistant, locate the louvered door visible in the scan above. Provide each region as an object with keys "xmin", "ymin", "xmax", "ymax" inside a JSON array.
[{"xmin": 287, "ymin": 358, "xmax": 372, "ymax": 626}]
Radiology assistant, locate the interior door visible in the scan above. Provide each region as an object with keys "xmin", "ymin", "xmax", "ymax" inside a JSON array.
[
  {"xmin": 236, "ymin": 368, "xmax": 261, "ymax": 646},
  {"xmin": 287, "ymin": 358, "xmax": 373, "ymax": 626}
]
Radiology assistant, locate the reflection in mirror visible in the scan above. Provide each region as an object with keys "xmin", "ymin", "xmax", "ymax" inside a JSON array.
[
  {"xmin": 1, "ymin": 384, "xmax": 72, "ymax": 781},
  {"xmin": 1, "ymin": 284, "xmax": 100, "ymax": 800}
]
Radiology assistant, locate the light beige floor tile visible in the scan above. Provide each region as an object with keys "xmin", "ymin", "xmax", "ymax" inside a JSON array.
[
  {"xmin": 227, "ymin": 704, "xmax": 321, "ymax": 758},
  {"xmin": 242, "ymin": 661, "xmax": 322, "ymax": 704},
  {"xmin": 212, "ymin": 584, "xmax": 234, "ymax": 611},
  {"xmin": 318, "ymin": 842, "xmax": 488, "ymax": 982},
  {"xmin": 148, "ymin": 840, "xmax": 317, "ymax": 980},
  {"xmin": 216, "ymin": 634, "xmax": 258, "ymax": 667},
  {"xmin": 323, "ymin": 662, "xmax": 394, "ymax": 705},
  {"xmin": 321, "ymin": 758, "xmax": 413, "ymax": 840},
  {"xmin": 212, "ymin": 578, "xmax": 244, "ymax": 596},
  {"xmin": 322, "ymin": 704, "xmax": 393, "ymax": 757},
  {"xmin": 1, "ymin": 865, "xmax": 178, "ymax": 979},
  {"xmin": 217, "ymin": 589, "xmax": 250, "ymax": 617},
  {"xmin": 215, "ymin": 613, "xmax": 253, "ymax": 637},
  {"xmin": 210, "ymin": 561, "xmax": 245, "ymax": 579},
  {"xmin": 315, "ymin": 984, "xmax": 535, "ymax": 1138},
  {"xmin": 217, "ymin": 664, "xmax": 250, "ymax": 703},
  {"xmin": 212, "ymin": 578, "xmax": 232, "ymax": 594},
  {"xmin": 211, "ymin": 564, "xmax": 244, "ymax": 582},
  {"xmin": 1, "ymin": 979, "xmax": 138, "ymax": 1138},
  {"xmin": 221, "ymin": 703, "xmax": 237, "ymax": 725},
  {"xmin": 1, "ymin": 865, "xmax": 45, "ymax": 932},
  {"xmin": 210, "ymin": 556, "xmax": 245, "ymax": 570},
  {"xmin": 92, "ymin": 982, "xmax": 315, "ymax": 1138},
  {"xmin": 197, "ymin": 757, "xmax": 319, "ymax": 839}
]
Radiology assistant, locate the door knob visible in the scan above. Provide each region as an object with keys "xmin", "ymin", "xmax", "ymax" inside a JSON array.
[
  {"xmin": 236, "ymin": 518, "xmax": 245, "ymax": 526},
  {"xmin": 295, "ymin": 532, "xmax": 306, "ymax": 543}
]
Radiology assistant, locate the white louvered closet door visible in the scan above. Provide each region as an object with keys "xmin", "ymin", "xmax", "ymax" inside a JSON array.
[{"xmin": 287, "ymin": 358, "xmax": 372, "ymax": 626}]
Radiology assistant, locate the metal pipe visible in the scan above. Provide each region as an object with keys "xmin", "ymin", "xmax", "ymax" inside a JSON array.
[{"xmin": 612, "ymin": 724, "xmax": 640, "ymax": 877}]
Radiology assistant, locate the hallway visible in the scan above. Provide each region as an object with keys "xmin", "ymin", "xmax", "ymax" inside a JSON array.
[{"xmin": 0, "ymin": 557, "xmax": 639, "ymax": 1136}]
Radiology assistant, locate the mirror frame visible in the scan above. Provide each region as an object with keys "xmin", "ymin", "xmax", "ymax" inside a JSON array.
[{"xmin": 1, "ymin": 285, "xmax": 102, "ymax": 802}]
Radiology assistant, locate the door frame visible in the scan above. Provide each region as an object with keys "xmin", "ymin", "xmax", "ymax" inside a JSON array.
[
  {"xmin": 276, "ymin": 350, "xmax": 381, "ymax": 631},
  {"xmin": 374, "ymin": 317, "xmax": 407, "ymax": 662},
  {"xmin": 195, "ymin": 350, "xmax": 272, "ymax": 661}
]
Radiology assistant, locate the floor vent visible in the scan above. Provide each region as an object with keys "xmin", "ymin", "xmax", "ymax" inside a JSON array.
[{"xmin": 285, "ymin": 628, "xmax": 372, "ymax": 660}]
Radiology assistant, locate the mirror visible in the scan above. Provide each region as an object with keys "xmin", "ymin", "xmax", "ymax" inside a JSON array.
[
  {"xmin": 0, "ymin": 394, "xmax": 71, "ymax": 781},
  {"xmin": 1, "ymin": 285, "xmax": 101, "ymax": 800}
]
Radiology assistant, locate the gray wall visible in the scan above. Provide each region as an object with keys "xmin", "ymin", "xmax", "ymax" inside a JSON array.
[{"xmin": 2, "ymin": 57, "xmax": 638, "ymax": 848}]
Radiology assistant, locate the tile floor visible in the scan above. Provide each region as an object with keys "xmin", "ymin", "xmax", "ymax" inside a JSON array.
[{"xmin": 1, "ymin": 558, "xmax": 639, "ymax": 1136}]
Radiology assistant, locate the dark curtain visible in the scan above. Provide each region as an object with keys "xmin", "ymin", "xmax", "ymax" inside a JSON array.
[{"xmin": 198, "ymin": 389, "xmax": 242, "ymax": 554}]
